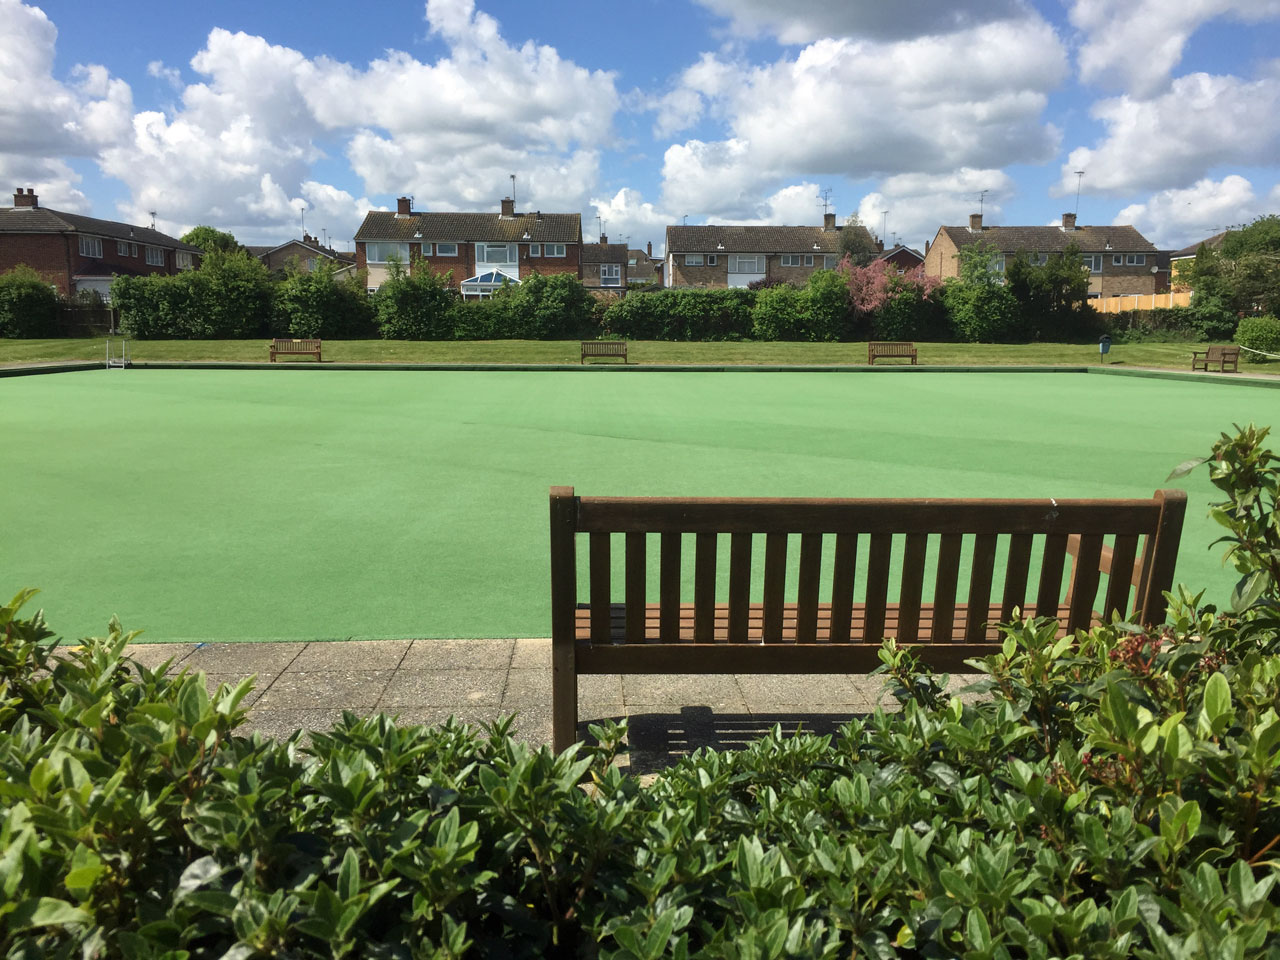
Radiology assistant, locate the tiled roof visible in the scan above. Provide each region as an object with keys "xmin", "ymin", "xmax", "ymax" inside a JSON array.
[
  {"xmin": 259, "ymin": 238, "xmax": 356, "ymax": 262},
  {"xmin": 0, "ymin": 205, "xmax": 202, "ymax": 252},
  {"xmin": 581, "ymin": 242, "xmax": 627, "ymax": 263},
  {"xmin": 666, "ymin": 224, "xmax": 851, "ymax": 254},
  {"xmin": 879, "ymin": 245, "xmax": 923, "ymax": 261},
  {"xmin": 355, "ymin": 210, "xmax": 581, "ymax": 243},
  {"xmin": 938, "ymin": 224, "xmax": 1156, "ymax": 255},
  {"xmin": 1171, "ymin": 231, "xmax": 1228, "ymax": 259},
  {"xmin": 244, "ymin": 245, "xmax": 273, "ymax": 257}
]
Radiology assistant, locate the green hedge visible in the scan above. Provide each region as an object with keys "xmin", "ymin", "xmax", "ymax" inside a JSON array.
[
  {"xmin": 5, "ymin": 424, "xmax": 1280, "ymax": 958},
  {"xmin": 112, "ymin": 251, "xmax": 274, "ymax": 339},
  {"xmin": 0, "ymin": 264, "xmax": 60, "ymax": 338},
  {"xmin": 1236, "ymin": 315, "xmax": 1280, "ymax": 361}
]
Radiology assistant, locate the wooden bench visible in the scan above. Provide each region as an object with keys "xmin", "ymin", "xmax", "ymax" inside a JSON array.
[
  {"xmin": 868, "ymin": 341, "xmax": 917, "ymax": 365},
  {"xmin": 549, "ymin": 487, "xmax": 1186, "ymax": 751},
  {"xmin": 581, "ymin": 340, "xmax": 629, "ymax": 364},
  {"xmin": 270, "ymin": 338, "xmax": 322, "ymax": 362},
  {"xmin": 1191, "ymin": 345, "xmax": 1240, "ymax": 373}
]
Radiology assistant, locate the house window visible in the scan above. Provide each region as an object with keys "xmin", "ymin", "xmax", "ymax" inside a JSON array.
[
  {"xmin": 529, "ymin": 244, "xmax": 541, "ymax": 256},
  {"xmin": 79, "ymin": 236, "xmax": 103, "ymax": 258},
  {"xmin": 1030, "ymin": 253, "xmax": 1046, "ymax": 266},
  {"xmin": 305, "ymin": 258, "xmax": 317, "ymax": 272},
  {"xmin": 366, "ymin": 242, "xmax": 411, "ymax": 263},
  {"xmin": 706, "ymin": 254, "xmax": 717, "ymax": 265},
  {"xmin": 478, "ymin": 243, "xmax": 516, "ymax": 264},
  {"xmin": 729, "ymin": 255, "xmax": 764, "ymax": 273},
  {"xmin": 823, "ymin": 255, "xmax": 839, "ymax": 269},
  {"xmin": 176, "ymin": 251, "xmax": 193, "ymax": 270},
  {"xmin": 420, "ymin": 243, "xmax": 433, "ymax": 257},
  {"xmin": 993, "ymin": 256, "xmax": 1006, "ymax": 273},
  {"xmin": 685, "ymin": 254, "xmax": 703, "ymax": 266},
  {"xmin": 781, "ymin": 254, "xmax": 802, "ymax": 267},
  {"xmin": 601, "ymin": 264, "xmax": 621, "ymax": 286},
  {"xmin": 117, "ymin": 240, "xmax": 137, "ymax": 257},
  {"xmin": 145, "ymin": 246, "xmax": 165, "ymax": 266},
  {"xmin": 1127, "ymin": 254, "xmax": 1146, "ymax": 266},
  {"xmin": 1112, "ymin": 254, "xmax": 1124, "ymax": 265},
  {"xmin": 436, "ymin": 243, "xmax": 458, "ymax": 257},
  {"xmin": 545, "ymin": 243, "xmax": 566, "ymax": 257},
  {"xmin": 1083, "ymin": 254, "xmax": 1103, "ymax": 273}
]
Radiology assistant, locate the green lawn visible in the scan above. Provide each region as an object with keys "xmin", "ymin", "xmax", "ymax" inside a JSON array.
[
  {"xmin": 1, "ymin": 337, "xmax": 1274, "ymax": 373},
  {"xmin": 0, "ymin": 368, "xmax": 1265, "ymax": 643}
]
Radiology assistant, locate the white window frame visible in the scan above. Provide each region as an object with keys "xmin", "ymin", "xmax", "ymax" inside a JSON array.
[
  {"xmin": 1127, "ymin": 254, "xmax": 1146, "ymax": 266},
  {"xmin": 706, "ymin": 254, "xmax": 717, "ymax": 266},
  {"xmin": 117, "ymin": 240, "xmax": 138, "ymax": 257},
  {"xmin": 545, "ymin": 243, "xmax": 566, "ymax": 257},
  {"xmin": 781, "ymin": 254, "xmax": 801, "ymax": 267},
  {"xmin": 436, "ymin": 242, "xmax": 458, "ymax": 257},
  {"xmin": 993, "ymin": 255, "xmax": 1006, "ymax": 273},
  {"xmin": 305, "ymin": 257, "xmax": 317, "ymax": 272},
  {"xmin": 600, "ymin": 263, "xmax": 621, "ymax": 286},
  {"xmin": 145, "ymin": 246, "xmax": 165, "ymax": 266},
  {"xmin": 728, "ymin": 254, "xmax": 764, "ymax": 273},
  {"xmin": 823, "ymin": 255, "xmax": 839, "ymax": 269},
  {"xmin": 477, "ymin": 243, "xmax": 516, "ymax": 264},
  {"xmin": 685, "ymin": 254, "xmax": 703, "ymax": 266},
  {"xmin": 1084, "ymin": 254, "xmax": 1103, "ymax": 273},
  {"xmin": 1112, "ymin": 254, "xmax": 1124, "ymax": 266},
  {"xmin": 79, "ymin": 236, "xmax": 103, "ymax": 258},
  {"xmin": 420, "ymin": 243, "xmax": 433, "ymax": 257},
  {"xmin": 366, "ymin": 242, "xmax": 411, "ymax": 264},
  {"xmin": 529, "ymin": 244, "xmax": 541, "ymax": 257},
  {"xmin": 176, "ymin": 251, "xmax": 193, "ymax": 270}
]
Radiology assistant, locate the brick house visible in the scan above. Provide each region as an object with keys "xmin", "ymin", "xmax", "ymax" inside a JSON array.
[
  {"xmin": 923, "ymin": 213, "xmax": 1167, "ymax": 297},
  {"xmin": 0, "ymin": 188, "xmax": 202, "ymax": 300},
  {"xmin": 627, "ymin": 243, "xmax": 662, "ymax": 287},
  {"xmin": 581, "ymin": 236, "xmax": 627, "ymax": 292},
  {"xmin": 877, "ymin": 244, "xmax": 924, "ymax": 273},
  {"xmin": 248, "ymin": 233, "xmax": 356, "ymax": 274},
  {"xmin": 353, "ymin": 196, "xmax": 582, "ymax": 296},
  {"xmin": 664, "ymin": 214, "xmax": 871, "ymax": 288}
]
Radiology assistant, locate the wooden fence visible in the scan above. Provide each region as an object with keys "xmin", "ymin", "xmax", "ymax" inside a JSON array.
[{"xmin": 1093, "ymin": 292, "xmax": 1191, "ymax": 314}]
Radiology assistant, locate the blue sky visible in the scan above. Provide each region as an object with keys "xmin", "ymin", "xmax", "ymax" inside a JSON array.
[{"xmin": 4, "ymin": 0, "xmax": 1279, "ymax": 254}]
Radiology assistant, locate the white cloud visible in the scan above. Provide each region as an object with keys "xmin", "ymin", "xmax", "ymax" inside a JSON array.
[
  {"xmin": 1058, "ymin": 73, "xmax": 1280, "ymax": 196},
  {"xmin": 654, "ymin": 17, "xmax": 1065, "ymax": 219},
  {"xmin": 1114, "ymin": 175, "xmax": 1260, "ymax": 248},
  {"xmin": 857, "ymin": 168, "xmax": 1017, "ymax": 251},
  {"xmin": 589, "ymin": 187, "xmax": 672, "ymax": 250},
  {"xmin": 146, "ymin": 60, "xmax": 182, "ymax": 89},
  {"xmin": 693, "ymin": 0, "xmax": 1027, "ymax": 43},
  {"xmin": 1070, "ymin": 0, "xmax": 1280, "ymax": 97}
]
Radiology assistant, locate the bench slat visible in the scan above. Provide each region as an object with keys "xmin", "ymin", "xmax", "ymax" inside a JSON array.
[
  {"xmin": 965, "ymin": 534, "xmax": 998, "ymax": 642},
  {"xmin": 589, "ymin": 533, "xmax": 611, "ymax": 643},
  {"xmin": 660, "ymin": 533, "xmax": 681, "ymax": 642},
  {"xmin": 729, "ymin": 533, "xmax": 752, "ymax": 642},
  {"xmin": 863, "ymin": 533, "xmax": 892, "ymax": 644},
  {"xmin": 796, "ymin": 533, "xmax": 823, "ymax": 643},
  {"xmin": 1001, "ymin": 533, "xmax": 1034, "ymax": 622},
  {"xmin": 694, "ymin": 532, "xmax": 717, "ymax": 642},
  {"xmin": 829, "ymin": 533, "xmax": 856, "ymax": 643},
  {"xmin": 1104, "ymin": 533, "xmax": 1139, "ymax": 621},
  {"xmin": 626, "ymin": 532, "xmax": 646, "ymax": 642},
  {"xmin": 763, "ymin": 533, "xmax": 787, "ymax": 642},
  {"xmin": 1035, "ymin": 533, "xmax": 1068, "ymax": 618},
  {"xmin": 897, "ymin": 533, "xmax": 928, "ymax": 643},
  {"xmin": 1068, "ymin": 533, "xmax": 1104, "ymax": 630},
  {"xmin": 932, "ymin": 533, "xmax": 962, "ymax": 643}
]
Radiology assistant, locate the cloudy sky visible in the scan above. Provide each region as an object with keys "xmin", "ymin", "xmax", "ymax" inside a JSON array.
[{"xmin": 4, "ymin": 0, "xmax": 1279, "ymax": 255}]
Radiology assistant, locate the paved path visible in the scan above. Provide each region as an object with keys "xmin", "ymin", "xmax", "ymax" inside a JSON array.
[{"xmin": 122, "ymin": 639, "xmax": 982, "ymax": 774}]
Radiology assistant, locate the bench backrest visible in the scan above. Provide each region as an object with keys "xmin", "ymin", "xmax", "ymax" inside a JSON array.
[
  {"xmin": 1207, "ymin": 345, "xmax": 1239, "ymax": 359},
  {"xmin": 550, "ymin": 487, "xmax": 1186, "ymax": 647},
  {"xmin": 582, "ymin": 341, "xmax": 627, "ymax": 355},
  {"xmin": 870, "ymin": 341, "xmax": 914, "ymax": 355},
  {"xmin": 273, "ymin": 338, "xmax": 321, "ymax": 349}
]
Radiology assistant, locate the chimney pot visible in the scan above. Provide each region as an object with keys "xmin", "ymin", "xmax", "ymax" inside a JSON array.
[
  {"xmin": 396, "ymin": 196, "xmax": 412, "ymax": 217},
  {"xmin": 599, "ymin": 234, "xmax": 607, "ymax": 245},
  {"xmin": 500, "ymin": 197, "xmax": 515, "ymax": 218},
  {"xmin": 969, "ymin": 213, "xmax": 983, "ymax": 231},
  {"xmin": 823, "ymin": 212, "xmax": 836, "ymax": 230},
  {"xmin": 1061, "ymin": 212, "xmax": 1077, "ymax": 230},
  {"xmin": 647, "ymin": 241, "xmax": 652, "ymax": 257},
  {"xmin": 13, "ymin": 187, "xmax": 37, "ymax": 208}
]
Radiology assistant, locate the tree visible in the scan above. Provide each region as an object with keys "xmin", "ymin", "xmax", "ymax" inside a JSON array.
[
  {"xmin": 0, "ymin": 264, "xmax": 59, "ymax": 337},
  {"xmin": 1184, "ymin": 215, "xmax": 1280, "ymax": 327},
  {"xmin": 838, "ymin": 214, "xmax": 880, "ymax": 265},
  {"xmin": 945, "ymin": 241, "xmax": 1020, "ymax": 341},
  {"xmin": 180, "ymin": 225, "xmax": 241, "ymax": 255},
  {"xmin": 1004, "ymin": 241, "xmax": 1093, "ymax": 340}
]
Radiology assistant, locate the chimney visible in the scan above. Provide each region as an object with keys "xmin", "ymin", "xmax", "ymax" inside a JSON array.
[
  {"xmin": 647, "ymin": 241, "xmax": 652, "ymax": 258},
  {"xmin": 925, "ymin": 239, "xmax": 931, "ymax": 254},
  {"xmin": 395, "ymin": 196, "xmax": 412, "ymax": 218},
  {"xmin": 1061, "ymin": 212, "xmax": 1077, "ymax": 230},
  {"xmin": 876, "ymin": 239, "xmax": 884, "ymax": 253},
  {"xmin": 823, "ymin": 212, "xmax": 836, "ymax": 230},
  {"xmin": 969, "ymin": 213, "xmax": 983, "ymax": 232},
  {"xmin": 13, "ymin": 187, "xmax": 37, "ymax": 208},
  {"xmin": 500, "ymin": 196, "xmax": 515, "ymax": 218},
  {"xmin": 599, "ymin": 234, "xmax": 607, "ymax": 245}
]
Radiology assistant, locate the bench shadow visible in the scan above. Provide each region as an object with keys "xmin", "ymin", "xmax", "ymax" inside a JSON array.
[{"xmin": 590, "ymin": 705, "xmax": 875, "ymax": 777}]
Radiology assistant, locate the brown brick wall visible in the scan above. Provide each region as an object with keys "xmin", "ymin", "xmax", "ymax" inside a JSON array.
[
  {"xmin": 0, "ymin": 233, "xmax": 74, "ymax": 296},
  {"xmin": 667, "ymin": 258, "xmax": 727, "ymax": 287},
  {"xmin": 923, "ymin": 232, "xmax": 960, "ymax": 279}
]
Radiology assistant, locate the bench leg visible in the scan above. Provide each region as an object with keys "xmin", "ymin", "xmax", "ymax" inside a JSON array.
[{"xmin": 552, "ymin": 659, "xmax": 578, "ymax": 753}]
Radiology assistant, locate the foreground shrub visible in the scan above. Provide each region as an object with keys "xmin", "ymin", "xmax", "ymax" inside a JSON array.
[
  {"xmin": 1235, "ymin": 314, "xmax": 1280, "ymax": 361},
  {"xmin": 375, "ymin": 260, "xmax": 457, "ymax": 339},
  {"xmin": 113, "ymin": 251, "xmax": 273, "ymax": 339},
  {"xmin": 602, "ymin": 288, "xmax": 756, "ymax": 341},
  {"xmin": 0, "ymin": 264, "xmax": 59, "ymax": 338},
  {"xmin": 274, "ymin": 262, "xmax": 375, "ymax": 339},
  {"xmin": 5, "ymin": 424, "xmax": 1280, "ymax": 958}
]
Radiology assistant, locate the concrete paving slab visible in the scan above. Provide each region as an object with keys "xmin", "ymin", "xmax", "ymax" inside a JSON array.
[
  {"xmin": 243, "ymin": 708, "xmax": 348, "ymax": 743},
  {"xmin": 622, "ymin": 674, "xmax": 746, "ymax": 709},
  {"xmin": 401, "ymin": 638, "xmax": 515, "ymax": 671},
  {"xmin": 500, "ymin": 668, "xmax": 623, "ymax": 710},
  {"xmin": 254, "ymin": 670, "xmax": 394, "ymax": 711},
  {"xmin": 510, "ymin": 638, "xmax": 550, "ymax": 669},
  {"xmin": 202, "ymin": 672, "xmax": 272, "ymax": 707},
  {"xmin": 735, "ymin": 674, "xmax": 878, "ymax": 707},
  {"xmin": 184, "ymin": 643, "xmax": 307, "ymax": 675},
  {"xmin": 122, "ymin": 643, "xmax": 198, "ymax": 671},
  {"xmin": 284, "ymin": 640, "xmax": 411, "ymax": 672},
  {"xmin": 378, "ymin": 670, "xmax": 506, "ymax": 709}
]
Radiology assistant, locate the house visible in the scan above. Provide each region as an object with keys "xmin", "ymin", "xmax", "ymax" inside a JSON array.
[
  {"xmin": 581, "ymin": 236, "xmax": 628, "ymax": 292},
  {"xmin": 923, "ymin": 213, "xmax": 1166, "ymax": 297},
  {"xmin": 664, "ymin": 213, "xmax": 870, "ymax": 288},
  {"xmin": 1169, "ymin": 230, "xmax": 1228, "ymax": 291},
  {"xmin": 248, "ymin": 233, "xmax": 356, "ymax": 274},
  {"xmin": 877, "ymin": 244, "xmax": 925, "ymax": 274},
  {"xmin": 0, "ymin": 188, "xmax": 202, "ymax": 300},
  {"xmin": 627, "ymin": 242, "xmax": 662, "ymax": 287},
  {"xmin": 353, "ymin": 196, "xmax": 582, "ymax": 297}
]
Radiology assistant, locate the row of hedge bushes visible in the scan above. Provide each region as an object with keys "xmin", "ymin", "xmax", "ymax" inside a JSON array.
[
  {"xmin": 0, "ymin": 255, "xmax": 1261, "ymax": 346},
  {"xmin": 4, "ymin": 424, "xmax": 1280, "ymax": 956}
]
